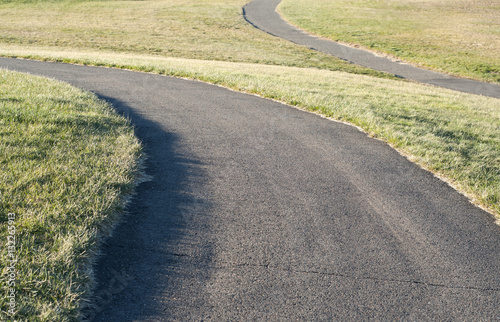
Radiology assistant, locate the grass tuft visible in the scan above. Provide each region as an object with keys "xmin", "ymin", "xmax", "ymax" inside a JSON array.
[{"xmin": 0, "ymin": 69, "xmax": 141, "ymax": 321}]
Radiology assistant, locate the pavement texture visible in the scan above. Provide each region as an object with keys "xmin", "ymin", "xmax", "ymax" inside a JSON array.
[
  {"xmin": 243, "ymin": 0, "xmax": 500, "ymax": 99},
  {"xmin": 1, "ymin": 58, "xmax": 499, "ymax": 320}
]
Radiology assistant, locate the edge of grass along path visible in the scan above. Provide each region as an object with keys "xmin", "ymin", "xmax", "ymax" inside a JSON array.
[
  {"xmin": 0, "ymin": 47, "xmax": 498, "ymax": 320},
  {"xmin": 1, "ymin": 49, "xmax": 498, "ymax": 221},
  {"xmin": 0, "ymin": 69, "xmax": 142, "ymax": 321},
  {"xmin": 278, "ymin": 0, "xmax": 500, "ymax": 84}
]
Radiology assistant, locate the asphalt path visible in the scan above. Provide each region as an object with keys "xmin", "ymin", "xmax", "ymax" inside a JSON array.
[
  {"xmin": 1, "ymin": 58, "xmax": 499, "ymax": 320},
  {"xmin": 243, "ymin": 0, "xmax": 500, "ymax": 99}
]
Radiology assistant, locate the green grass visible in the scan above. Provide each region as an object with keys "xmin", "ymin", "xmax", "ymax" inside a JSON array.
[
  {"xmin": 279, "ymin": 0, "xmax": 500, "ymax": 84},
  {"xmin": 0, "ymin": 69, "xmax": 141, "ymax": 320}
]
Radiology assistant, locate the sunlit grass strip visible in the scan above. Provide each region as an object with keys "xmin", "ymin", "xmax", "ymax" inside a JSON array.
[
  {"xmin": 0, "ymin": 69, "xmax": 141, "ymax": 321},
  {"xmin": 4, "ymin": 49, "xmax": 497, "ymax": 218}
]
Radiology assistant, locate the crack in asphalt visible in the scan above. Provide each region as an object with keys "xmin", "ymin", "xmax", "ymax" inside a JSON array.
[
  {"xmin": 216, "ymin": 262, "xmax": 500, "ymax": 293},
  {"xmin": 107, "ymin": 242, "xmax": 500, "ymax": 293}
]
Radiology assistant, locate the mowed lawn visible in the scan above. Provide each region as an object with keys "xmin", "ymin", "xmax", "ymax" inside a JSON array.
[
  {"xmin": 0, "ymin": 0, "xmax": 499, "ymax": 321},
  {"xmin": 279, "ymin": 0, "xmax": 500, "ymax": 84},
  {"xmin": 0, "ymin": 69, "xmax": 141, "ymax": 320}
]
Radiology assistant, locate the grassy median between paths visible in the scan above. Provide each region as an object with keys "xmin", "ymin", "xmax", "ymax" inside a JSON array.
[
  {"xmin": 279, "ymin": 0, "xmax": 500, "ymax": 84},
  {"xmin": 0, "ymin": 0, "xmax": 395, "ymax": 80},
  {"xmin": 0, "ymin": 69, "xmax": 141, "ymax": 320},
  {"xmin": 1, "ymin": 49, "xmax": 498, "ymax": 221}
]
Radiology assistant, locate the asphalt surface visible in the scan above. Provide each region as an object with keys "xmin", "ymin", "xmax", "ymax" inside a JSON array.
[
  {"xmin": 243, "ymin": 0, "xmax": 500, "ymax": 99},
  {"xmin": 1, "ymin": 58, "xmax": 499, "ymax": 320}
]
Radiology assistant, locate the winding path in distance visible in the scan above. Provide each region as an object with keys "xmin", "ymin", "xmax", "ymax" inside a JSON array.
[
  {"xmin": 243, "ymin": 0, "xmax": 500, "ymax": 99},
  {"xmin": 1, "ymin": 58, "xmax": 499, "ymax": 320}
]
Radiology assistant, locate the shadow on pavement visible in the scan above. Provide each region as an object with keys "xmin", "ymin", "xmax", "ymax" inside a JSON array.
[{"xmin": 81, "ymin": 96, "xmax": 214, "ymax": 321}]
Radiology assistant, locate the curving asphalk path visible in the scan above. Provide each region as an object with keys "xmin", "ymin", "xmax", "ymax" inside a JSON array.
[
  {"xmin": 243, "ymin": 0, "xmax": 500, "ymax": 99},
  {"xmin": 1, "ymin": 57, "xmax": 499, "ymax": 320}
]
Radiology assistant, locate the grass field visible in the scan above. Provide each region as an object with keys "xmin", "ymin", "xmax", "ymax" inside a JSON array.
[
  {"xmin": 279, "ymin": 0, "xmax": 500, "ymax": 84},
  {"xmin": 0, "ymin": 0, "xmax": 499, "ymax": 320},
  {"xmin": 0, "ymin": 69, "xmax": 141, "ymax": 320},
  {"xmin": 0, "ymin": 0, "xmax": 392, "ymax": 78}
]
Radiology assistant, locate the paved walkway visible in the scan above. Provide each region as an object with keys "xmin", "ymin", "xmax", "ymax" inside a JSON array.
[
  {"xmin": 2, "ymin": 58, "xmax": 499, "ymax": 320},
  {"xmin": 244, "ymin": 0, "xmax": 500, "ymax": 99}
]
